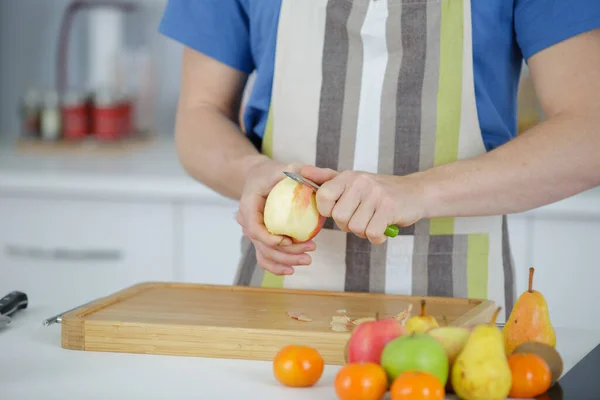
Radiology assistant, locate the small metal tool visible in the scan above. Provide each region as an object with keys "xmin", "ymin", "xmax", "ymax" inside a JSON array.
[{"xmin": 283, "ymin": 171, "xmax": 400, "ymax": 238}]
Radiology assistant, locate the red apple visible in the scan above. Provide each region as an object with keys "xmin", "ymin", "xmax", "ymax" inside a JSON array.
[
  {"xmin": 263, "ymin": 177, "xmax": 326, "ymax": 243},
  {"xmin": 347, "ymin": 317, "xmax": 406, "ymax": 365}
]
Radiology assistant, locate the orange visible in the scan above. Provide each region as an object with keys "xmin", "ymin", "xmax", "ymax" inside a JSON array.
[
  {"xmin": 390, "ymin": 371, "xmax": 445, "ymax": 400},
  {"xmin": 508, "ymin": 352, "xmax": 552, "ymax": 398},
  {"xmin": 334, "ymin": 362, "xmax": 388, "ymax": 400},
  {"xmin": 272, "ymin": 345, "xmax": 324, "ymax": 387}
]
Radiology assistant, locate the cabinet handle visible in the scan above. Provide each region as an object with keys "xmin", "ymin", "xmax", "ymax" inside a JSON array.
[{"xmin": 4, "ymin": 245, "xmax": 123, "ymax": 262}]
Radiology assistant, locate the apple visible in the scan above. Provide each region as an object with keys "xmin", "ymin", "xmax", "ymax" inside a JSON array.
[
  {"xmin": 263, "ymin": 177, "xmax": 326, "ymax": 243},
  {"xmin": 405, "ymin": 300, "xmax": 439, "ymax": 334},
  {"xmin": 346, "ymin": 317, "xmax": 406, "ymax": 365},
  {"xmin": 380, "ymin": 333, "xmax": 449, "ymax": 385},
  {"xmin": 427, "ymin": 326, "xmax": 471, "ymax": 366}
]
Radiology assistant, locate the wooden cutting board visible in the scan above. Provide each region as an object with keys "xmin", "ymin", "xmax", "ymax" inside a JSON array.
[{"xmin": 61, "ymin": 282, "xmax": 496, "ymax": 365}]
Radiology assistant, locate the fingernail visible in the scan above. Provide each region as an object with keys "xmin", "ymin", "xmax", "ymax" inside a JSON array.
[{"xmin": 280, "ymin": 238, "xmax": 292, "ymax": 246}]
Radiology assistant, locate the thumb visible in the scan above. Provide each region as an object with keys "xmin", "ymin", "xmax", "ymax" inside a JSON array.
[{"xmin": 301, "ymin": 165, "xmax": 339, "ymax": 185}]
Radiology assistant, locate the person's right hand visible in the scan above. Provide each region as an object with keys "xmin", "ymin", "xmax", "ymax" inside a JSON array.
[{"xmin": 235, "ymin": 158, "xmax": 316, "ymax": 276}]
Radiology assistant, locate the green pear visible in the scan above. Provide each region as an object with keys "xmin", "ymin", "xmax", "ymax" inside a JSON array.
[{"xmin": 452, "ymin": 307, "xmax": 512, "ymax": 400}]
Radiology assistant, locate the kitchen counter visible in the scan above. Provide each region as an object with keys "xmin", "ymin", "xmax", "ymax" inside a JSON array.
[
  {"xmin": 1, "ymin": 303, "xmax": 599, "ymax": 399},
  {"xmin": 1, "ymin": 136, "xmax": 600, "ymax": 215}
]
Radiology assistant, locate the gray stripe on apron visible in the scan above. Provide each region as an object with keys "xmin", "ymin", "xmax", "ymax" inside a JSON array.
[
  {"xmin": 412, "ymin": 234, "xmax": 430, "ymax": 295},
  {"xmin": 345, "ymin": 235, "xmax": 371, "ymax": 292},
  {"xmin": 411, "ymin": 0, "xmax": 441, "ymax": 292},
  {"xmin": 427, "ymin": 235, "xmax": 454, "ymax": 297},
  {"xmin": 337, "ymin": 1, "xmax": 368, "ymax": 172},
  {"xmin": 316, "ymin": 0, "xmax": 354, "ymax": 231},
  {"xmin": 502, "ymin": 215, "xmax": 516, "ymax": 315},
  {"xmin": 394, "ymin": 0, "xmax": 428, "ymax": 236},
  {"xmin": 452, "ymin": 234, "xmax": 468, "ymax": 297}
]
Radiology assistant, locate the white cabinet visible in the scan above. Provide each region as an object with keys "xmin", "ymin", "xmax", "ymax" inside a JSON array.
[
  {"xmin": 0, "ymin": 196, "xmax": 175, "ymax": 306},
  {"xmin": 180, "ymin": 202, "xmax": 243, "ymax": 285}
]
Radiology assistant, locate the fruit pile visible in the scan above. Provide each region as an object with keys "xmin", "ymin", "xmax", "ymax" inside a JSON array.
[{"xmin": 272, "ymin": 267, "xmax": 562, "ymax": 400}]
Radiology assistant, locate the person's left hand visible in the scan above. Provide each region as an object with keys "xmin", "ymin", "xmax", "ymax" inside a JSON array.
[{"xmin": 301, "ymin": 166, "xmax": 428, "ymax": 245}]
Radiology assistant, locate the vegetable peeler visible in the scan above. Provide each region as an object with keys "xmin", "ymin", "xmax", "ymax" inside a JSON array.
[{"xmin": 283, "ymin": 171, "xmax": 399, "ymax": 238}]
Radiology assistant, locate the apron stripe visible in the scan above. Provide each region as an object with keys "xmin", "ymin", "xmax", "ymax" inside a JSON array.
[
  {"xmin": 337, "ymin": 2, "xmax": 368, "ymax": 173},
  {"xmin": 345, "ymin": 235, "xmax": 371, "ymax": 292},
  {"xmin": 419, "ymin": 0, "xmax": 441, "ymax": 173},
  {"xmin": 467, "ymin": 233, "xmax": 489, "ymax": 299},
  {"xmin": 378, "ymin": 1, "xmax": 402, "ymax": 177},
  {"xmin": 452, "ymin": 234, "xmax": 469, "ymax": 297},
  {"xmin": 316, "ymin": 0, "xmax": 354, "ymax": 230},
  {"xmin": 502, "ymin": 216, "xmax": 516, "ymax": 315},
  {"xmin": 427, "ymin": 235, "xmax": 454, "ymax": 297},
  {"xmin": 430, "ymin": 0, "xmax": 464, "ymax": 236},
  {"xmin": 411, "ymin": 234, "xmax": 430, "ymax": 295},
  {"xmin": 393, "ymin": 0, "xmax": 428, "ymax": 236}
]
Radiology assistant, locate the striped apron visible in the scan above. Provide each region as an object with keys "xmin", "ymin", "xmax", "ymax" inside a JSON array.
[{"xmin": 234, "ymin": 0, "xmax": 516, "ymax": 321}]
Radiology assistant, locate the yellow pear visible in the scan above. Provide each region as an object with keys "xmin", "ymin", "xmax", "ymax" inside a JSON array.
[
  {"xmin": 452, "ymin": 307, "xmax": 512, "ymax": 400},
  {"xmin": 405, "ymin": 300, "xmax": 439, "ymax": 334},
  {"xmin": 503, "ymin": 267, "xmax": 556, "ymax": 356}
]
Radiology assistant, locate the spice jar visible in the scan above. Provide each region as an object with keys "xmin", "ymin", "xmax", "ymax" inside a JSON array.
[
  {"xmin": 92, "ymin": 89, "xmax": 121, "ymax": 140},
  {"xmin": 61, "ymin": 91, "xmax": 89, "ymax": 140},
  {"xmin": 19, "ymin": 89, "xmax": 42, "ymax": 138},
  {"xmin": 40, "ymin": 92, "xmax": 61, "ymax": 141}
]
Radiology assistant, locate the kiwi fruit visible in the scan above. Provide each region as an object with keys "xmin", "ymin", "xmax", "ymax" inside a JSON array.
[{"xmin": 513, "ymin": 341, "xmax": 564, "ymax": 385}]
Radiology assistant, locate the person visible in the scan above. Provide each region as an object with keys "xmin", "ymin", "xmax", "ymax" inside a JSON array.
[{"xmin": 159, "ymin": 0, "xmax": 600, "ymax": 321}]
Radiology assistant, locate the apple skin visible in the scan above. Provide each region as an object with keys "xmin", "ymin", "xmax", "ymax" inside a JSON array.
[
  {"xmin": 263, "ymin": 177, "xmax": 326, "ymax": 243},
  {"xmin": 347, "ymin": 318, "xmax": 406, "ymax": 365},
  {"xmin": 380, "ymin": 333, "xmax": 449, "ymax": 386}
]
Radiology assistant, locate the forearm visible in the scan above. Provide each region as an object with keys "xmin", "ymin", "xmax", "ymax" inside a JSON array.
[
  {"xmin": 420, "ymin": 112, "xmax": 600, "ymax": 218},
  {"xmin": 175, "ymin": 105, "xmax": 271, "ymax": 200}
]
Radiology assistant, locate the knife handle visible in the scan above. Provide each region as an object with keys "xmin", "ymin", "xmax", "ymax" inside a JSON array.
[
  {"xmin": 385, "ymin": 225, "xmax": 399, "ymax": 238},
  {"xmin": 0, "ymin": 291, "xmax": 28, "ymax": 317}
]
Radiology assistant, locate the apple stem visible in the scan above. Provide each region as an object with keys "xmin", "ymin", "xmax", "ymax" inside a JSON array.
[
  {"xmin": 528, "ymin": 267, "xmax": 534, "ymax": 293},
  {"xmin": 420, "ymin": 300, "xmax": 426, "ymax": 317},
  {"xmin": 375, "ymin": 312, "xmax": 380, "ymax": 321},
  {"xmin": 489, "ymin": 307, "xmax": 502, "ymax": 326}
]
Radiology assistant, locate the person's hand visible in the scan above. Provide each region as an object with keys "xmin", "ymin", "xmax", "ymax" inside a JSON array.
[
  {"xmin": 301, "ymin": 166, "xmax": 427, "ymax": 245},
  {"xmin": 236, "ymin": 158, "xmax": 316, "ymax": 276}
]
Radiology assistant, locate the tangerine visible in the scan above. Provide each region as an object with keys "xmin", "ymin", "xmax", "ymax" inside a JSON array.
[
  {"xmin": 508, "ymin": 352, "xmax": 552, "ymax": 398},
  {"xmin": 390, "ymin": 371, "xmax": 445, "ymax": 400},
  {"xmin": 334, "ymin": 362, "xmax": 388, "ymax": 400},
  {"xmin": 272, "ymin": 345, "xmax": 324, "ymax": 387}
]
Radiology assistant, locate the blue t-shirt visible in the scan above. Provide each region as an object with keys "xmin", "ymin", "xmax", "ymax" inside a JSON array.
[{"xmin": 159, "ymin": 0, "xmax": 600, "ymax": 152}]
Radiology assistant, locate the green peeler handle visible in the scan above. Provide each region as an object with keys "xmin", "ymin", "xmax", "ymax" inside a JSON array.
[{"xmin": 384, "ymin": 225, "xmax": 399, "ymax": 238}]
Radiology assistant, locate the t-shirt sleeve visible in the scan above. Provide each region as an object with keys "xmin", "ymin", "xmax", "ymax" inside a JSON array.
[
  {"xmin": 158, "ymin": 0, "xmax": 254, "ymax": 73},
  {"xmin": 514, "ymin": 0, "xmax": 600, "ymax": 60}
]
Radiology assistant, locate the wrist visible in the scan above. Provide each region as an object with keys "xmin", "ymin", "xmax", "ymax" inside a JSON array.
[{"xmin": 408, "ymin": 168, "xmax": 444, "ymax": 220}]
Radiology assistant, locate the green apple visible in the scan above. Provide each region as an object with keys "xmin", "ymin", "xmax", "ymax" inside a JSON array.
[{"xmin": 380, "ymin": 333, "xmax": 449, "ymax": 385}]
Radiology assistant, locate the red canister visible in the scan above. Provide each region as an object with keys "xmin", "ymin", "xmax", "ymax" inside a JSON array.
[
  {"xmin": 61, "ymin": 91, "xmax": 89, "ymax": 140},
  {"xmin": 92, "ymin": 89, "xmax": 121, "ymax": 140},
  {"xmin": 116, "ymin": 92, "xmax": 133, "ymax": 137}
]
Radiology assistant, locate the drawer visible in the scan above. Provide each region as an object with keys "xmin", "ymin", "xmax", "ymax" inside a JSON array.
[
  {"xmin": 0, "ymin": 196, "xmax": 175, "ymax": 306},
  {"xmin": 181, "ymin": 202, "xmax": 243, "ymax": 285}
]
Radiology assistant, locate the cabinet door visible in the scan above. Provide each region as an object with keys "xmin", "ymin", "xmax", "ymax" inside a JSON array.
[
  {"xmin": 0, "ymin": 196, "xmax": 175, "ymax": 307},
  {"xmin": 531, "ymin": 217, "xmax": 600, "ymax": 330},
  {"xmin": 181, "ymin": 203, "xmax": 243, "ymax": 285}
]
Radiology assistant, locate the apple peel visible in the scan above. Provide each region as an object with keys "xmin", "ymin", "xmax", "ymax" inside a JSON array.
[{"xmin": 287, "ymin": 311, "xmax": 312, "ymax": 322}]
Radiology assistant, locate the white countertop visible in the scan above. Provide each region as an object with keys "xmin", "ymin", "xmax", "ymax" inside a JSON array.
[
  {"xmin": 1, "ymin": 303, "xmax": 599, "ymax": 400},
  {"xmin": 1, "ymin": 136, "xmax": 599, "ymax": 216}
]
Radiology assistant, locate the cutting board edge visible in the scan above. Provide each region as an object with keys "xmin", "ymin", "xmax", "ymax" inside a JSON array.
[{"xmin": 62, "ymin": 320, "xmax": 351, "ymax": 365}]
